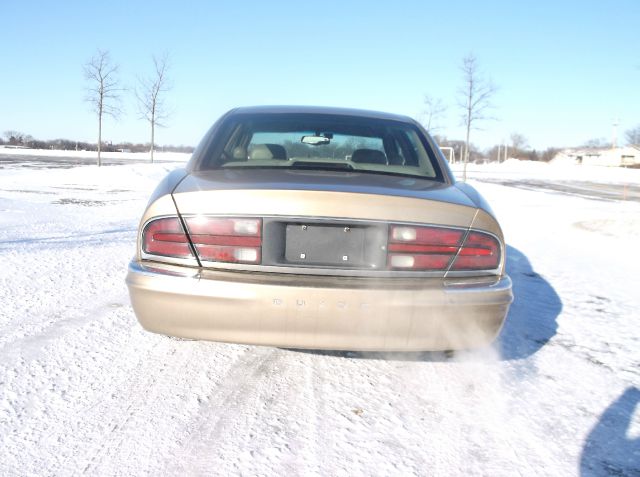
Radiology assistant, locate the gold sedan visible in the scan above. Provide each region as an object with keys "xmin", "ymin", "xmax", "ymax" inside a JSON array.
[{"xmin": 126, "ymin": 106, "xmax": 512, "ymax": 351}]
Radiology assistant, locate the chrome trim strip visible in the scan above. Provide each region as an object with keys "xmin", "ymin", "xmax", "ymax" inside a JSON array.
[
  {"xmin": 444, "ymin": 275, "xmax": 513, "ymax": 294},
  {"xmin": 128, "ymin": 259, "xmax": 513, "ymax": 306},
  {"xmin": 127, "ymin": 260, "xmax": 200, "ymax": 279}
]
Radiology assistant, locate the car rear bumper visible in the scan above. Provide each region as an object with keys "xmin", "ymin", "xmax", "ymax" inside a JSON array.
[{"xmin": 126, "ymin": 261, "xmax": 513, "ymax": 351}]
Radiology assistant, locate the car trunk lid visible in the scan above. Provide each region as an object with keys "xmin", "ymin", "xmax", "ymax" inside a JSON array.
[
  {"xmin": 172, "ymin": 169, "xmax": 477, "ymax": 225},
  {"xmin": 170, "ymin": 169, "xmax": 488, "ymax": 274}
]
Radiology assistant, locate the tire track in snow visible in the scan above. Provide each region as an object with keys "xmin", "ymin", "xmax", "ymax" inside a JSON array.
[
  {"xmin": 165, "ymin": 346, "xmax": 329, "ymax": 476},
  {"xmin": 0, "ymin": 302, "xmax": 144, "ymax": 475},
  {"xmin": 75, "ymin": 337, "xmax": 183, "ymax": 475},
  {"xmin": 167, "ymin": 345, "xmax": 279, "ymax": 475},
  {"xmin": 55, "ymin": 335, "xmax": 245, "ymax": 476},
  {"xmin": 89, "ymin": 340, "xmax": 260, "ymax": 476},
  {"xmin": 3, "ymin": 305, "xmax": 242, "ymax": 476},
  {"xmin": 299, "ymin": 353, "xmax": 433, "ymax": 476},
  {"xmin": 0, "ymin": 300, "xmax": 127, "ymax": 367}
]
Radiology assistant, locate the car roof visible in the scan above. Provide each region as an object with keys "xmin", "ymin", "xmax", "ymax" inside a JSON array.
[{"xmin": 228, "ymin": 105, "xmax": 416, "ymax": 124}]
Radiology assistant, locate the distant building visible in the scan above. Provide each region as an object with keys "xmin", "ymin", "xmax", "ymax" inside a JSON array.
[{"xmin": 551, "ymin": 146, "xmax": 640, "ymax": 167}]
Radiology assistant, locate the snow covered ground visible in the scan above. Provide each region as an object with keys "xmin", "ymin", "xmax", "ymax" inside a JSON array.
[
  {"xmin": 0, "ymin": 159, "xmax": 638, "ymax": 476},
  {"xmin": 0, "ymin": 146, "xmax": 191, "ymax": 162}
]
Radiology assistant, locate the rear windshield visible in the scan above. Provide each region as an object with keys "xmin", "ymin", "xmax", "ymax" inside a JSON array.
[{"xmin": 201, "ymin": 113, "xmax": 443, "ymax": 181}]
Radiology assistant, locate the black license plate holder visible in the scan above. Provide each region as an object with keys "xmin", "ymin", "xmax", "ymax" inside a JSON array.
[{"xmin": 285, "ymin": 224, "xmax": 366, "ymax": 267}]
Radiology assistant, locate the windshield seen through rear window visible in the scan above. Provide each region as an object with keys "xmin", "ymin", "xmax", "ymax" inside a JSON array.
[{"xmin": 202, "ymin": 114, "xmax": 443, "ymax": 181}]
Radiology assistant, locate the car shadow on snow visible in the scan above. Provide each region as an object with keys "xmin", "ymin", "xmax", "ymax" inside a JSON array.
[
  {"xmin": 579, "ymin": 387, "xmax": 640, "ymax": 477},
  {"xmin": 287, "ymin": 245, "xmax": 561, "ymax": 363},
  {"xmin": 498, "ymin": 245, "xmax": 562, "ymax": 361}
]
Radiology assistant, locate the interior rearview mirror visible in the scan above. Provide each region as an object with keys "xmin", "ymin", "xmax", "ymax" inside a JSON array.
[{"xmin": 301, "ymin": 135, "xmax": 331, "ymax": 146}]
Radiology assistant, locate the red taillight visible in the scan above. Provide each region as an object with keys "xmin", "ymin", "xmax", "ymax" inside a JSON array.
[
  {"xmin": 450, "ymin": 231, "xmax": 500, "ymax": 270},
  {"xmin": 388, "ymin": 225, "xmax": 463, "ymax": 271},
  {"xmin": 143, "ymin": 217, "xmax": 194, "ymax": 258},
  {"xmin": 142, "ymin": 216, "xmax": 262, "ymax": 264},
  {"xmin": 387, "ymin": 225, "xmax": 499, "ymax": 271},
  {"xmin": 184, "ymin": 217, "xmax": 262, "ymax": 264}
]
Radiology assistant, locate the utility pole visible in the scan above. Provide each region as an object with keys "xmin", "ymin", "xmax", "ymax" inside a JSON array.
[{"xmin": 612, "ymin": 118, "xmax": 619, "ymax": 149}]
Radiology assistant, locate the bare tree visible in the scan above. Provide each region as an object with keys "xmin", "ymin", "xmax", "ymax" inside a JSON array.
[
  {"xmin": 84, "ymin": 49, "xmax": 122, "ymax": 166},
  {"xmin": 22, "ymin": 134, "xmax": 35, "ymax": 147},
  {"xmin": 3, "ymin": 130, "xmax": 25, "ymax": 145},
  {"xmin": 625, "ymin": 125, "xmax": 640, "ymax": 146},
  {"xmin": 509, "ymin": 132, "xmax": 529, "ymax": 151},
  {"xmin": 421, "ymin": 95, "xmax": 447, "ymax": 132},
  {"xmin": 136, "ymin": 54, "xmax": 172, "ymax": 163},
  {"xmin": 458, "ymin": 54, "xmax": 497, "ymax": 180}
]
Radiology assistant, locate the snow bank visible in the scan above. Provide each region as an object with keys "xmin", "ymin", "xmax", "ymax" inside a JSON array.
[{"xmin": 450, "ymin": 159, "xmax": 640, "ymax": 184}]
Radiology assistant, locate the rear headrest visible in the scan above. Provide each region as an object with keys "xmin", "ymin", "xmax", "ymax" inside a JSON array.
[
  {"xmin": 248, "ymin": 143, "xmax": 288, "ymax": 160},
  {"xmin": 351, "ymin": 148, "xmax": 387, "ymax": 165},
  {"xmin": 232, "ymin": 146, "xmax": 247, "ymax": 160}
]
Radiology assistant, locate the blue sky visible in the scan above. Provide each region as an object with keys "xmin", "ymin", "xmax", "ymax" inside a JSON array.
[{"xmin": 1, "ymin": 0, "xmax": 638, "ymax": 150}]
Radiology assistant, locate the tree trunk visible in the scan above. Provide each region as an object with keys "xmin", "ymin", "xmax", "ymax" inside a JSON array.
[
  {"xmin": 463, "ymin": 121, "xmax": 470, "ymax": 182},
  {"xmin": 150, "ymin": 117, "xmax": 155, "ymax": 163},
  {"xmin": 463, "ymin": 81, "xmax": 472, "ymax": 181},
  {"xmin": 97, "ymin": 106, "xmax": 102, "ymax": 167}
]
